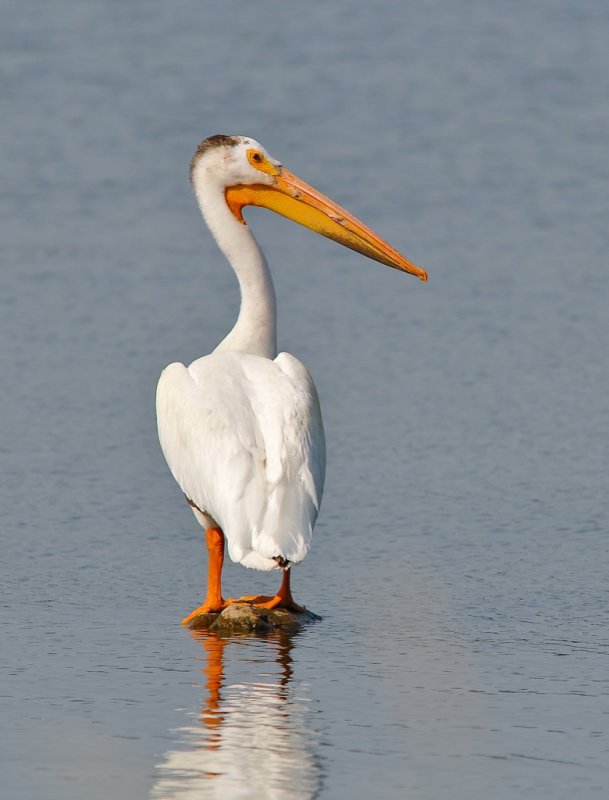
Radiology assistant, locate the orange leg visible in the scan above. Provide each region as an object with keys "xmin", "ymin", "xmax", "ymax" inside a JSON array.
[
  {"xmin": 182, "ymin": 527, "xmax": 233, "ymax": 625},
  {"xmin": 237, "ymin": 567, "xmax": 305, "ymax": 613}
]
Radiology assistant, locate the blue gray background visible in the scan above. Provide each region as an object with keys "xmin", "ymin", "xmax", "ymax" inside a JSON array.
[{"xmin": 2, "ymin": 1, "xmax": 608, "ymax": 798}]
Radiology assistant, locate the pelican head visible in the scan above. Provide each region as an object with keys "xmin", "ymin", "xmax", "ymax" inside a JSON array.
[{"xmin": 190, "ymin": 134, "xmax": 427, "ymax": 281}]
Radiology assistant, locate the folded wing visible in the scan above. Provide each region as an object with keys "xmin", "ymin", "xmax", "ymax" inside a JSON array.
[{"xmin": 156, "ymin": 350, "xmax": 325, "ymax": 570}]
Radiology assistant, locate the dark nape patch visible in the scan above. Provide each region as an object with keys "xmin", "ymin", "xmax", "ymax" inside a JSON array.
[{"xmin": 189, "ymin": 134, "xmax": 240, "ymax": 181}]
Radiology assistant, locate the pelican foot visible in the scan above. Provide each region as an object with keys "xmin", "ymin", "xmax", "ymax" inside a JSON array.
[
  {"xmin": 233, "ymin": 594, "xmax": 306, "ymax": 614},
  {"xmin": 181, "ymin": 597, "xmax": 236, "ymax": 626}
]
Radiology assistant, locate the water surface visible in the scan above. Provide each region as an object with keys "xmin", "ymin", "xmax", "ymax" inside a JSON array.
[{"xmin": 2, "ymin": 1, "xmax": 609, "ymax": 798}]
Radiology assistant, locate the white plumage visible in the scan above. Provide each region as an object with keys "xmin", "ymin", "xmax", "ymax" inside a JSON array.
[
  {"xmin": 156, "ymin": 134, "xmax": 426, "ymax": 619},
  {"xmin": 157, "ymin": 350, "xmax": 325, "ymax": 571}
]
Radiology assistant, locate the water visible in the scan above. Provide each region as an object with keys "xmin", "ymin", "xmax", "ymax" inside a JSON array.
[{"xmin": 2, "ymin": 1, "xmax": 609, "ymax": 797}]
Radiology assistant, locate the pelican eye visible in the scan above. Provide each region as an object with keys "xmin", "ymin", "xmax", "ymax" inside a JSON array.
[{"xmin": 247, "ymin": 148, "xmax": 278, "ymax": 176}]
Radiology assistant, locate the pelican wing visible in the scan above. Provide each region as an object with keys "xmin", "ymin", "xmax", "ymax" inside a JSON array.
[{"xmin": 156, "ymin": 351, "xmax": 325, "ymax": 569}]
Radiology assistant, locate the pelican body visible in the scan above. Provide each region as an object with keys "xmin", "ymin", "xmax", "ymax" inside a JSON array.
[{"xmin": 156, "ymin": 135, "xmax": 426, "ymax": 623}]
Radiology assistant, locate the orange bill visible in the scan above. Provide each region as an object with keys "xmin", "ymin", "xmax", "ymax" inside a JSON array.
[{"xmin": 225, "ymin": 165, "xmax": 427, "ymax": 281}]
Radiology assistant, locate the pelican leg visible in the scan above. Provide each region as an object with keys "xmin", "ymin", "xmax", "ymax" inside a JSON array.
[
  {"xmin": 181, "ymin": 527, "xmax": 233, "ymax": 625},
  {"xmin": 237, "ymin": 568, "xmax": 305, "ymax": 613}
]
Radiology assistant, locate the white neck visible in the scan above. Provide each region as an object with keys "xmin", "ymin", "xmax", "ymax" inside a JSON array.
[{"xmin": 194, "ymin": 181, "xmax": 277, "ymax": 359}]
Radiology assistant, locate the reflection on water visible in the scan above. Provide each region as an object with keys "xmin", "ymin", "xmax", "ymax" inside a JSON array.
[{"xmin": 151, "ymin": 631, "xmax": 322, "ymax": 799}]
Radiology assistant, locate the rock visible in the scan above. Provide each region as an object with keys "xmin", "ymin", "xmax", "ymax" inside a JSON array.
[{"xmin": 186, "ymin": 603, "xmax": 321, "ymax": 634}]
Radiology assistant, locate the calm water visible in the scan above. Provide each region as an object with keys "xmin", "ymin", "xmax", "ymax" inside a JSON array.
[{"xmin": 2, "ymin": 1, "xmax": 609, "ymax": 798}]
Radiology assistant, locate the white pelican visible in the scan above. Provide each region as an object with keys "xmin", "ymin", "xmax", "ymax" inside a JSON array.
[{"xmin": 156, "ymin": 135, "xmax": 427, "ymax": 624}]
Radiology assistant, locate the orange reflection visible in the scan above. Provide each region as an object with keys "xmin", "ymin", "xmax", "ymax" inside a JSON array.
[{"xmin": 198, "ymin": 633, "xmax": 228, "ymax": 749}]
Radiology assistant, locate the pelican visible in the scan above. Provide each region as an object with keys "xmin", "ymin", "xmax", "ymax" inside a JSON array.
[{"xmin": 156, "ymin": 135, "xmax": 427, "ymax": 625}]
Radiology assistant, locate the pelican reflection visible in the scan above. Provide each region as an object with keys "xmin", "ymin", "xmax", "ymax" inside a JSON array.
[{"xmin": 151, "ymin": 630, "xmax": 322, "ymax": 799}]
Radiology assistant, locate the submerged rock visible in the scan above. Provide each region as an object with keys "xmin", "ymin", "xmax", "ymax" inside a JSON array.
[{"xmin": 186, "ymin": 603, "xmax": 321, "ymax": 634}]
